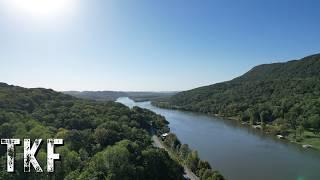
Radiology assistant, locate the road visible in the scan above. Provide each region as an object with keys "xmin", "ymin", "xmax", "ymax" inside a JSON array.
[{"xmin": 152, "ymin": 135, "xmax": 199, "ymax": 180}]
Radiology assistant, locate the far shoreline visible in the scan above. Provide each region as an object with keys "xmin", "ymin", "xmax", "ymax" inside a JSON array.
[{"xmin": 150, "ymin": 101, "xmax": 320, "ymax": 152}]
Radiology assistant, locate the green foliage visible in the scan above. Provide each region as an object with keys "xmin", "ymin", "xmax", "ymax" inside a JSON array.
[
  {"xmin": 162, "ymin": 134, "xmax": 225, "ymax": 180},
  {"xmin": 78, "ymin": 140, "xmax": 183, "ymax": 180},
  {"xmin": 141, "ymin": 148, "xmax": 184, "ymax": 180},
  {"xmin": 200, "ymin": 170, "xmax": 224, "ymax": 180},
  {"xmin": 187, "ymin": 150, "xmax": 200, "ymax": 172},
  {"xmin": 0, "ymin": 83, "xmax": 184, "ymax": 179},
  {"xmin": 164, "ymin": 134, "xmax": 181, "ymax": 151},
  {"xmin": 308, "ymin": 114, "xmax": 320, "ymax": 134}
]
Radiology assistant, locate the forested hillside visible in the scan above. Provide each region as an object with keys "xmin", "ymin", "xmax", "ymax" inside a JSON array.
[
  {"xmin": 64, "ymin": 91, "xmax": 176, "ymax": 102},
  {"xmin": 234, "ymin": 54, "xmax": 320, "ymax": 81},
  {"xmin": 0, "ymin": 83, "xmax": 184, "ymax": 179},
  {"xmin": 154, "ymin": 54, "xmax": 320, "ymax": 148}
]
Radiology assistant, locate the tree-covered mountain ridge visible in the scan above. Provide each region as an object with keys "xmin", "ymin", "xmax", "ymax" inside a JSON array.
[
  {"xmin": 154, "ymin": 53, "xmax": 320, "ymax": 149},
  {"xmin": 234, "ymin": 53, "xmax": 320, "ymax": 81}
]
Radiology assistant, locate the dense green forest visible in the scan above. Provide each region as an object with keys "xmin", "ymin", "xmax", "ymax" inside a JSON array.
[
  {"xmin": 0, "ymin": 83, "xmax": 182, "ymax": 179},
  {"xmin": 154, "ymin": 54, "xmax": 320, "ymax": 149}
]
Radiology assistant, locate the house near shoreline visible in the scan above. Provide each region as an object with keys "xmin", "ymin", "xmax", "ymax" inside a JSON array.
[{"xmin": 161, "ymin": 133, "xmax": 169, "ymax": 139}]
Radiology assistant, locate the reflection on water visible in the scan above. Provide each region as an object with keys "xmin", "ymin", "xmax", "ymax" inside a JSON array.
[{"xmin": 117, "ymin": 97, "xmax": 320, "ymax": 180}]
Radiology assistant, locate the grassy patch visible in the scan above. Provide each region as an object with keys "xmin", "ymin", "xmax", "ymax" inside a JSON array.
[{"xmin": 286, "ymin": 130, "xmax": 320, "ymax": 150}]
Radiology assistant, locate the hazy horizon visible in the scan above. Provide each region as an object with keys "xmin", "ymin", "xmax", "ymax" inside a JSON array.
[{"xmin": 1, "ymin": 0, "xmax": 320, "ymax": 91}]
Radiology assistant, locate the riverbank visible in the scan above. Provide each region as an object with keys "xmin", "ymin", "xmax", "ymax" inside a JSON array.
[
  {"xmin": 152, "ymin": 135, "xmax": 199, "ymax": 180},
  {"xmin": 152, "ymin": 101, "xmax": 320, "ymax": 151},
  {"xmin": 240, "ymin": 121, "xmax": 320, "ymax": 151},
  {"xmin": 152, "ymin": 133, "xmax": 224, "ymax": 180}
]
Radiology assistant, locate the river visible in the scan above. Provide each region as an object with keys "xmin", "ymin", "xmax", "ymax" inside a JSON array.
[{"xmin": 116, "ymin": 97, "xmax": 320, "ymax": 180}]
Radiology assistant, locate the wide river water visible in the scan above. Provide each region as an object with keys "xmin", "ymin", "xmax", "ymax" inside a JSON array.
[{"xmin": 116, "ymin": 97, "xmax": 320, "ymax": 180}]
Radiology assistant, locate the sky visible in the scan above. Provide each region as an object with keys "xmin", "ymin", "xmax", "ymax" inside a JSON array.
[{"xmin": 0, "ymin": 0, "xmax": 320, "ymax": 91}]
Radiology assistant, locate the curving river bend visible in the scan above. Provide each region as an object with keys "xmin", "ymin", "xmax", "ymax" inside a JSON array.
[{"xmin": 116, "ymin": 97, "xmax": 320, "ymax": 180}]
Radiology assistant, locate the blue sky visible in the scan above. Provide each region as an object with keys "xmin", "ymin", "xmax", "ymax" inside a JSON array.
[{"xmin": 0, "ymin": 0, "xmax": 320, "ymax": 91}]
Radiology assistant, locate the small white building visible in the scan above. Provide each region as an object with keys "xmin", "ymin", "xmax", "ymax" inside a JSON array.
[
  {"xmin": 161, "ymin": 133, "xmax": 169, "ymax": 139},
  {"xmin": 302, "ymin": 144, "xmax": 313, "ymax": 149},
  {"xmin": 276, "ymin": 135, "xmax": 284, "ymax": 139},
  {"xmin": 253, "ymin": 125, "xmax": 262, "ymax": 129}
]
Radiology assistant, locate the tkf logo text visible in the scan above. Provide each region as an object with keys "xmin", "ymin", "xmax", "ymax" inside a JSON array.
[{"xmin": 1, "ymin": 139, "xmax": 63, "ymax": 173}]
